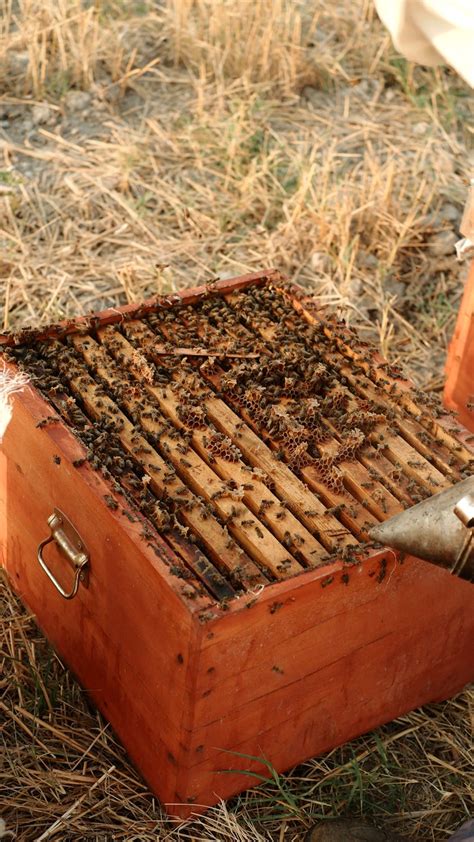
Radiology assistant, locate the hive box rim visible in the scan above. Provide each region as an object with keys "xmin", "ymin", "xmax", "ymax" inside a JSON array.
[{"xmin": 0, "ymin": 268, "xmax": 288, "ymax": 348}]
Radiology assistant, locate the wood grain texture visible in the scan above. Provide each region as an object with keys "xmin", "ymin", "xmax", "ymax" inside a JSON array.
[
  {"xmin": 34, "ymin": 337, "xmax": 261, "ymax": 594},
  {"xmin": 224, "ymin": 289, "xmax": 452, "ymax": 498},
  {"xmin": 152, "ymin": 311, "xmax": 358, "ymax": 549},
  {"xmin": 287, "ymin": 288, "xmax": 474, "ymax": 466},
  {"xmin": 178, "ymin": 553, "xmax": 474, "ymax": 812},
  {"xmin": 103, "ymin": 321, "xmax": 329, "ymax": 568}
]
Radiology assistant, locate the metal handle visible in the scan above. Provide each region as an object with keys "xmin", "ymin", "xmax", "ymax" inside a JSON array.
[{"xmin": 37, "ymin": 509, "xmax": 89, "ymax": 600}]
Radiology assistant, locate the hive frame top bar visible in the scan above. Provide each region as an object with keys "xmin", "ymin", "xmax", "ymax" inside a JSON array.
[
  {"xmin": 3, "ymin": 265, "xmax": 473, "ymax": 511},
  {"xmin": 0, "ymin": 267, "xmax": 393, "ymax": 613},
  {"xmin": 0, "ymin": 269, "xmax": 292, "ymax": 348}
]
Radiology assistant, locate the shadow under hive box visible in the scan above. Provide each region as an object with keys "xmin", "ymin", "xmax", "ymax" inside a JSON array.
[{"xmin": 1, "ymin": 268, "xmax": 473, "ymax": 819}]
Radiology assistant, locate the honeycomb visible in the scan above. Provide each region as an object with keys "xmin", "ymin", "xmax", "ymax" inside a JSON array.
[{"xmin": 204, "ymin": 432, "xmax": 241, "ymax": 463}]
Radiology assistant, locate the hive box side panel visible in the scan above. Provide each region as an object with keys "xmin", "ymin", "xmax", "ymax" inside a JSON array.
[
  {"xmin": 177, "ymin": 555, "xmax": 474, "ymax": 812},
  {"xmin": 444, "ymin": 260, "xmax": 474, "ymax": 433},
  {"xmin": 0, "ymin": 385, "xmax": 202, "ymax": 805}
]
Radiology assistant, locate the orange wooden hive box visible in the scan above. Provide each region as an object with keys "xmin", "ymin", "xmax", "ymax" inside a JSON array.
[
  {"xmin": 1, "ymin": 269, "xmax": 473, "ymax": 818},
  {"xmin": 444, "ymin": 259, "xmax": 474, "ymax": 434}
]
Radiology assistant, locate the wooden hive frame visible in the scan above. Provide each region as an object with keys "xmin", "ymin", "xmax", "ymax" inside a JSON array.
[{"xmin": 1, "ymin": 269, "xmax": 473, "ymax": 818}]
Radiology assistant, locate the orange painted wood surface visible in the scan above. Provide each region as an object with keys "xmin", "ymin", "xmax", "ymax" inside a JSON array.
[
  {"xmin": 1, "ymin": 271, "xmax": 474, "ymax": 820},
  {"xmin": 444, "ymin": 260, "xmax": 474, "ymax": 433},
  {"xmin": 181, "ymin": 554, "xmax": 474, "ymax": 809}
]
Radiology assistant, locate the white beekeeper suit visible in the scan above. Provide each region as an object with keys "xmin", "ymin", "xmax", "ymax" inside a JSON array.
[{"xmin": 375, "ymin": 0, "xmax": 474, "ymax": 87}]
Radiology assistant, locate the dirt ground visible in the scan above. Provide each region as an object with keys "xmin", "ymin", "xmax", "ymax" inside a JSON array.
[{"xmin": 0, "ymin": 1, "xmax": 473, "ymax": 840}]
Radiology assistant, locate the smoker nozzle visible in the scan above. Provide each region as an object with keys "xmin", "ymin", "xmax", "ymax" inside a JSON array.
[{"xmin": 369, "ymin": 477, "xmax": 474, "ymax": 581}]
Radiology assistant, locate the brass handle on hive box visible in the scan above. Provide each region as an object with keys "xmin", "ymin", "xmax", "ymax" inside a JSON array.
[{"xmin": 37, "ymin": 508, "xmax": 89, "ymax": 600}]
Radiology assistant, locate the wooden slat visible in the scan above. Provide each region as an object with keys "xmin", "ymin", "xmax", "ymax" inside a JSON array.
[
  {"xmin": 284, "ymin": 340, "xmax": 453, "ymax": 497},
  {"xmin": 0, "ymin": 268, "xmax": 278, "ymax": 348},
  {"xmin": 220, "ymin": 294, "xmax": 401, "ymax": 530},
  {"xmin": 204, "ymin": 365, "xmax": 378, "ymax": 540},
  {"xmin": 187, "ymin": 296, "xmax": 428, "ymax": 505},
  {"xmin": 107, "ymin": 462, "xmax": 236, "ymax": 602},
  {"xmin": 187, "ymin": 297, "xmax": 419, "ymax": 507},
  {"xmin": 267, "ymin": 332, "xmax": 455, "ymax": 495},
  {"xmin": 167, "ymin": 303, "xmax": 381, "ymax": 538},
  {"xmin": 315, "ymin": 410, "xmax": 417, "ymax": 506},
  {"xmin": 72, "ymin": 335, "xmax": 298, "ymax": 583},
  {"xmin": 48, "ymin": 338, "xmax": 266, "ymax": 592},
  {"xmin": 323, "ymin": 353, "xmax": 463, "ymax": 480},
  {"xmin": 102, "ymin": 322, "xmax": 328, "ymax": 569},
  {"xmin": 283, "ymin": 286, "xmax": 474, "ymax": 467},
  {"xmin": 152, "ymin": 345, "xmax": 258, "ymax": 358},
  {"xmin": 227, "ymin": 289, "xmax": 453, "ymax": 496},
  {"xmin": 18, "ymin": 347, "xmax": 237, "ymax": 599},
  {"xmin": 201, "ymin": 390, "xmax": 357, "ymax": 549},
  {"xmin": 141, "ymin": 317, "xmax": 357, "ymax": 551}
]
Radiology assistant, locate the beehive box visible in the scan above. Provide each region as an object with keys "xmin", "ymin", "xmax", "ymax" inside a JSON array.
[
  {"xmin": 1, "ymin": 269, "xmax": 473, "ymax": 818},
  {"xmin": 444, "ymin": 259, "xmax": 474, "ymax": 433}
]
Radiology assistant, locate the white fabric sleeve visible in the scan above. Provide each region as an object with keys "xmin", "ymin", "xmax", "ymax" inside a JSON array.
[{"xmin": 374, "ymin": 0, "xmax": 474, "ymax": 87}]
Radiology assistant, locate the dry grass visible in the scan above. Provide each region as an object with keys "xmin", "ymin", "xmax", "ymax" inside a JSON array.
[
  {"xmin": 162, "ymin": 0, "xmax": 321, "ymax": 94},
  {"xmin": 0, "ymin": 0, "xmax": 103, "ymax": 95},
  {"xmin": 0, "ymin": 1, "xmax": 473, "ymax": 839}
]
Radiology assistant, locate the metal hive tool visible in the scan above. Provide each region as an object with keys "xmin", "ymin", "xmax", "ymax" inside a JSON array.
[{"xmin": 3, "ymin": 278, "xmax": 473, "ymax": 600}]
